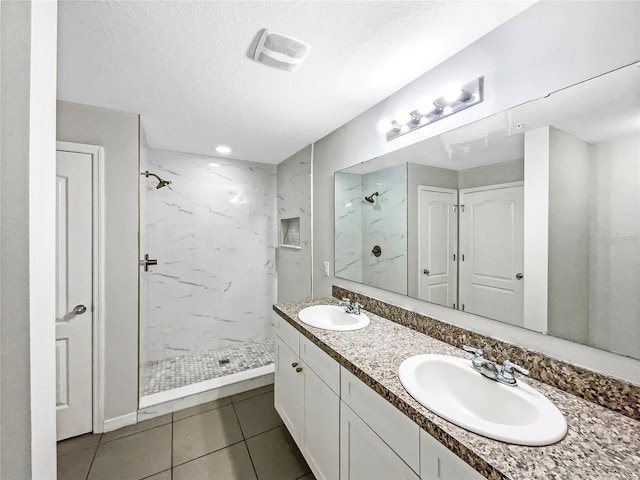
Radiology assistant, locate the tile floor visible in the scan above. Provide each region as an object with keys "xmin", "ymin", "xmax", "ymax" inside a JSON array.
[
  {"xmin": 57, "ymin": 385, "xmax": 315, "ymax": 480},
  {"xmin": 142, "ymin": 339, "xmax": 275, "ymax": 396}
]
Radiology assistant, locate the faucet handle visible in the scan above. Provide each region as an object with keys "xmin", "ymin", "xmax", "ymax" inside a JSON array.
[
  {"xmin": 463, "ymin": 345, "xmax": 484, "ymax": 357},
  {"xmin": 339, "ymin": 297, "xmax": 351, "ymax": 305},
  {"xmin": 502, "ymin": 360, "xmax": 529, "ymax": 377}
]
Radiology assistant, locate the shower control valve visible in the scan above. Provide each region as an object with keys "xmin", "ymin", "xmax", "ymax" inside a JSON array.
[{"xmin": 140, "ymin": 253, "xmax": 158, "ymax": 272}]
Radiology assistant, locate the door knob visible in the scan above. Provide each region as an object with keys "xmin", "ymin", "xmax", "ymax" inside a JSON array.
[
  {"xmin": 73, "ymin": 305, "xmax": 87, "ymax": 315},
  {"xmin": 516, "ymin": 273, "xmax": 524, "ymax": 280},
  {"xmin": 423, "ymin": 269, "xmax": 430, "ymax": 275}
]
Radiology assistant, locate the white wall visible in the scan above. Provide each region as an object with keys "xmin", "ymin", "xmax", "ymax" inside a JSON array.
[
  {"xmin": 548, "ymin": 128, "xmax": 591, "ymax": 344},
  {"xmin": 313, "ymin": 1, "xmax": 640, "ymax": 384},
  {"xmin": 589, "ymin": 133, "xmax": 640, "ymax": 358},
  {"xmin": 57, "ymin": 101, "xmax": 140, "ymax": 421},
  {"xmin": 0, "ymin": 1, "xmax": 58, "ymax": 477},
  {"xmin": 277, "ymin": 146, "xmax": 312, "ymax": 302}
]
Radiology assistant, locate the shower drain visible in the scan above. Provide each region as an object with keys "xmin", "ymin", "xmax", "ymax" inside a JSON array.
[{"xmin": 219, "ymin": 359, "xmax": 231, "ymax": 365}]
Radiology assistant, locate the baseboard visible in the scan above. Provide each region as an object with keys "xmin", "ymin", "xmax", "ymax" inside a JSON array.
[{"xmin": 103, "ymin": 412, "xmax": 138, "ymax": 432}]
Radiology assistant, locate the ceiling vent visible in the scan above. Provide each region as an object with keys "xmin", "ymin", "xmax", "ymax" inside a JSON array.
[{"xmin": 252, "ymin": 29, "xmax": 310, "ymax": 72}]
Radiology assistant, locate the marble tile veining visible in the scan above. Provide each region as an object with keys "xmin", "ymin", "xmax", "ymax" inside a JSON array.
[
  {"xmin": 142, "ymin": 338, "xmax": 274, "ymax": 396},
  {"xmin": 140, "ymin": 148, "xmax": 276, "ymax": 365},
  {"xmin": 274, "ymin": 296, "xmax": 640, "ymax": 480}
]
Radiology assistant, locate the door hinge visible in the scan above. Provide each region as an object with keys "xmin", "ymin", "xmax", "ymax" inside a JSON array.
[
  {"xmin": 462, "ymin": 254, "xmax": 465, "ymax": 261},
  {"xmin": 462, "ymin": 304, "xmax": 465, "ymax": 311},
  {"xmin": 460, "ymin": 204, "xmax": 465, "ymax": 212},
  {"xmin": 453, "ymin": 303, "xmax": 456, "ymax": 309},
  {"xmin": 453, "ymin": 253, "xmax": 456, "ymax": 261}
]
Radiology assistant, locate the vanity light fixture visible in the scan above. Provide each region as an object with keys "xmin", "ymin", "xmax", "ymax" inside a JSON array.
[{"xmin": 385, "ymin": 76, "xmax": 484, "ymax": 141}]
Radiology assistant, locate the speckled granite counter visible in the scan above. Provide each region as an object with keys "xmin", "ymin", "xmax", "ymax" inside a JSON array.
[{"xmin": 273, "ymin": 298, "xmax": 640, "ymax": 480}]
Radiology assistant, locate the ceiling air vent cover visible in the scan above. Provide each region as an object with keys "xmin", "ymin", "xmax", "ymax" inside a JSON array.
[{"xmin": 252, "ymin": 29, "xmax": 310, "ymax": 72}]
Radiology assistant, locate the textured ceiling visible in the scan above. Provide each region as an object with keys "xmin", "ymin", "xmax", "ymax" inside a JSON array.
[{"xmin": 57, "ymin": 1, "xmax": 533, "ymax": 164}]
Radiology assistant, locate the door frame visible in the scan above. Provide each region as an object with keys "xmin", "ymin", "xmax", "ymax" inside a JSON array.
[
  {"xmin": 417, "ymin": 185, "xmax": 458, "ymax": 307},
  {"xmin": 56, "ymin": 141, "xmax": 106, "ymax": 434}
]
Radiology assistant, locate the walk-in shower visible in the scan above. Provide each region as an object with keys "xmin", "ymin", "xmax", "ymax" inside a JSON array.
[{"xmin": 138, "ymin": 148, "xmax": 276, "ymax": 408}]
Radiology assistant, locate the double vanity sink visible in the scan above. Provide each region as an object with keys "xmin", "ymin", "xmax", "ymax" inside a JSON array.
[{"xmin": 298, "ymin": 303, "xmax": 567, "ymax": 447}]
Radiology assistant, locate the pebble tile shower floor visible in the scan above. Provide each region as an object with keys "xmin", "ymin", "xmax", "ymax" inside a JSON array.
[{"xmin": 142, "ymin": 338, "xmax": 275, "ymax": 396}]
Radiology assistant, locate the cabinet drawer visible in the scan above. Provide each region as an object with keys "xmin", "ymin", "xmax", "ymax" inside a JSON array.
[
  {"xmin": 300, "ymin": 335, "xmax": 340, "ymax": 395},
  {"xmin": 341, "ymin": 367, "xmax": 419, "ymax": 473},
  {"xmin": 420, "ymin": 429, "xmax": 484, "ymax": 480},
  {"xmin": 275, "ymin": 314, "xmax": 299, "ymax": 355}
]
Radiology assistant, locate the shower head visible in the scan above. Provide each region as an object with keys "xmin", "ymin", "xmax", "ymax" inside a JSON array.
[
  {"xmin": 364, "ymin": 192, "xmax": 379, "ymax": 203},
  {"xmin": 141, "ymin": 171, "xmax": 172, "ymax": 190}
]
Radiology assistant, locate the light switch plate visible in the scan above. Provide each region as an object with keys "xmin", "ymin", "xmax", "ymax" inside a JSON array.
[{"xmin": 323, "ymin": 261, "xmax": 330, "ymax": 276}]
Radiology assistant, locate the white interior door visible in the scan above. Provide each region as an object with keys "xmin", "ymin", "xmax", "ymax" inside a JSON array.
[
  {"xmin": 459, "ymin": 183, "xmax": 524, "ymax": 326},
  {"xmin": 56, "ymin": 150, "xmax": 93, "ymax": 440},
  {"xmin": 418, "ymin": 187, "xmax": 458, "ymax": 308}
]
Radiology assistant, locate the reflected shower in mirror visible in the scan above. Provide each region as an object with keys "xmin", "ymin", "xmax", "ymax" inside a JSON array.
[
  {"xmin": 335, "ymin": 163, "xmax": 408, "ymax": 295},
  {"xmin": 334, "ymin": 62, "xmax": 640, "ymax": 359}
]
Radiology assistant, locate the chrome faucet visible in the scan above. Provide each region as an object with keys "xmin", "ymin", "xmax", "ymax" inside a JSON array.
[
  {"xmin": 463, "ymin": 345, "xmax": 530, "ymax": 386},
  {"xmin": 339, "ymin": 297, "xmax": 362, "ymax": 315}
]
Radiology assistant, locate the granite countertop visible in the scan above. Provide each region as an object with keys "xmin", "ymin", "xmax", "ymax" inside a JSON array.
[{"xmin": 273, "ymin": 298, "xmax": 640, "ymax": 480}]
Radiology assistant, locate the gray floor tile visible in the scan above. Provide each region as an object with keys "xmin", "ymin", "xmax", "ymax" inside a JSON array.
[
  {"xmin": 173, "ymin": 404, "xmax": 244, "ymax": 466},
  {"xmin": 57, "ymin": 433, "xmax": 101, "ymax": 456},
  {"xmin": 173, "ymin": 397, "xmax": 232, "ymax": 421},
  {"xmin": 173, "ymin": 442, "xmax": 257, "ymax": 480},
  {"xmin": 142, "ymin": 470, "xmax": 172, "ymax": 480},
  {"xmin": 101, "ymin": 413, "xmax": 172, "ymax": 443},
  {"xmin": 231, "ymin": 384, "xmax": 274, "ymax": 404},
  {"xmin": 246, "ymin": 426, "xmax": 310, "ymax": 480},
  {"xmin": 88, "ymin": 424, "xmax": 172, "ymax": 480},
  {"xmin": 58, "ymin": 445, "xmax": 97, "ymax": 480},
  {"xmin": 233, "ymin": 391, "xmax": 283, "ymax": 438}
]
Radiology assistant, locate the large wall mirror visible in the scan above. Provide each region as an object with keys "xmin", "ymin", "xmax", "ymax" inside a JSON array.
[{"xmin": 335, "ymin": 62, "xmax": 639, "ymax": 360}]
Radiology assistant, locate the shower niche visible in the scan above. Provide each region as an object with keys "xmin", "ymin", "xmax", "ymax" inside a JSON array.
[{"xmin": 280, "ymin": 217, "xmax": 301, "ymax": 249}]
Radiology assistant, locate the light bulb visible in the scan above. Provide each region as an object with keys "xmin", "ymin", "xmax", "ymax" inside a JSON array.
[
  {"xmin": 395, "ymin": 111, "xmax": 412, "ymax": 125},
  {"xmin": 443, "ymin": 106, "xmax": 453, "ymax": 115},
  {"xmin": 416, "ymin": 98, "xmax": 434, "ymax": 115},
  {"xmin": 443, "ymin": 83, "xmax": 463, "ymax": 103},
  {"xmin": 215, "ymin": 145, "xmax": 232, "ymax": 154},
  {"xmin": 377, "ymin": 119, "xmax": 392, "ymax": 134},
  {"xmin": 399, "ymin": 124, "xmax": 410, "ymax": 134}
]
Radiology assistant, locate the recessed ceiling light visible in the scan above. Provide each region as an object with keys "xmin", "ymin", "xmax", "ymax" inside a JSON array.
[{"xmin": 215, "ymin": 145, "xmax": 231, "ymax": 155}]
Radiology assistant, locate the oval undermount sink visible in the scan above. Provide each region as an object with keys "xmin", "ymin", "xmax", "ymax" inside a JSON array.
[
  {"xmin": 298, "ymin": 305, "xmax": 370, "ymax": 331},
  {"xmin": 399, "ymin": 354, "xmax": 567, "ymax": 446}
]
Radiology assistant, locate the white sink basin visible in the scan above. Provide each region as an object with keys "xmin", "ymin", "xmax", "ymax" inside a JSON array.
[
  {"xmin": 399, "ymin": 354, "xmax": 567, "ymax": 446},
  {"xmin": 298, "ymin": 305, "xmax": 370, "ymax": 331}
]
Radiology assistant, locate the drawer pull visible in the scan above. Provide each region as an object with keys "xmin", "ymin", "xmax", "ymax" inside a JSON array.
[
  {"xmin": 296, "ymin": 367, "xmax": 303, "ymax": 373},
  {"xmin": 291, "ymin": 362, "xmax": 298, "ymax": 368}
]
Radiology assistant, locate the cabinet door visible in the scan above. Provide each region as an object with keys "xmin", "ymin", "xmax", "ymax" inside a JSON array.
[
  {"xmin": 420, "ymin": 429, "xmax": 484, "ymax": 480},
  {"xmin": 303, "ymin": 364, "xmax": 339, "ymax": 480},
  {"xmin": 275, "ymin": 336, "xmax": 304, "ymax": 441},
  {"xmin": 340, "ymin": 402, "xmax": 419, "ymax": 480}
]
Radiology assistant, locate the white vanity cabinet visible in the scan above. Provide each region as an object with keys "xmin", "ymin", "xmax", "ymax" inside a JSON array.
[
  {"xmin": 274, "ymin": 317, "xmax": 340, "ymax": 480},
  {"xmin": 420, "ymin": 429, "xmax": 485, "ymax": 480},
  {"xmin": 274, "ymin": 314, "xmax": 485, "ymax": 480}
]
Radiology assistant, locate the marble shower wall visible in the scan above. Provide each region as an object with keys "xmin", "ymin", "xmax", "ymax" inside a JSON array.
[
  {"xmin": 362, "ymin": 164, "xmax": 407, "ymax": 295},
  {"xmin": 334, "ymin": 172, "xmax": 363, "ymax": 282},
  {"xmin": 276, "ymin": 146, "xmax": 312, "ymax": 302},
  {"xmin": 140, "ymin": 148, "xmax": 277, "ymax": 364}
]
